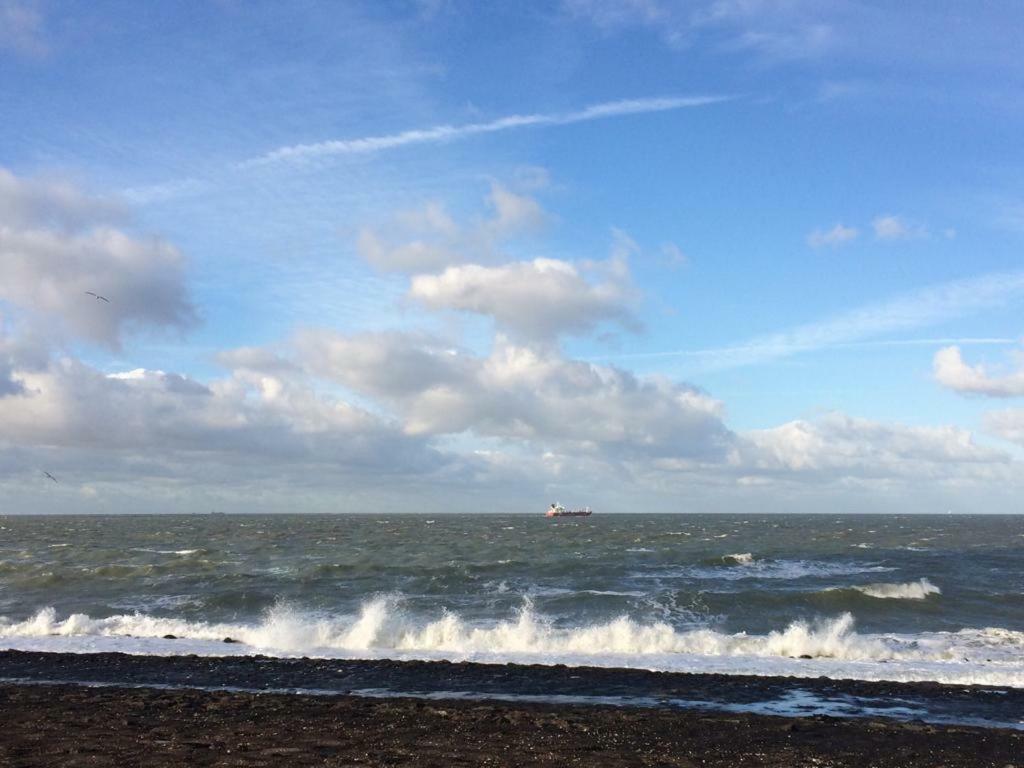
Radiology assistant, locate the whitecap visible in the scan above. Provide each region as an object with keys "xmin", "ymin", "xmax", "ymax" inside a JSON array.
[
  {"xmin": 854, "ymin": 579, "xmax": 941, "ymax": 600},
  {"xmin": 723, "ymin": 553, "xmax": 754, "ymax": 566},
  {"xmin": 4, "ymin": 600, "xmax": 1024, "ymax": 687}
]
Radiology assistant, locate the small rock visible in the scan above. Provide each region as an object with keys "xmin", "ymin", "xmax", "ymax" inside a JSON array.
[
  {"xmin": 799, "ymin": 654, "xmax": 813, "ymax": 659},
  {"xmin": 222, "ymin": 637, "xmax": 238, "ymax": 644},
  {"xmin": 162, "ymin": 634, "xmax": 177, "ymax": 640}
]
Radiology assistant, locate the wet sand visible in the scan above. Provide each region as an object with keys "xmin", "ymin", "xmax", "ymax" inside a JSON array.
[
  {"xmin": 1, "ymin": 651, "xmax": 1022, "ymax": 766},
  {"xmin": 2, "ymin": 682, "xmax": 1022, "ymax": 767}
]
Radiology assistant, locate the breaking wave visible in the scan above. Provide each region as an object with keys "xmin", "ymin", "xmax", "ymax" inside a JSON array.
[
  {"xmin": 3, "ymin": 597, "xmax": 1023, "ymax": 686},
  {"xmin": 723, "ymin": 553, "xmax": 754, "ymax": 565},
  {"xmin": 853, "ymin": 579, "xmax": 941, "ymax": 600}
]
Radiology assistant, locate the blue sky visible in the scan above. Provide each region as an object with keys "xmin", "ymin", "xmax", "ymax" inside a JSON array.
[{"xmin": 1, "ymin": 1, "xmax": 1023, "ymax": 513}]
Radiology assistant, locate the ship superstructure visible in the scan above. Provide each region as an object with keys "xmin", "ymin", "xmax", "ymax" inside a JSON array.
[{"xmin": 545, "ymin": 503, "xmax": 593, "ymax": 517}]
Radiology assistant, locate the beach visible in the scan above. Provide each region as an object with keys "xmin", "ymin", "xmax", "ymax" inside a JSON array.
[
  {"xmin": 1, "ymin": 651, "xmax": 1022, "ymax": 767},
  {"xmin": 3, "ymin": 515, "xmax": 1022, "ymax": 764},
  {"xmin": 2, "ymin": 679, "xmax": 1021, "ymax": 767}
]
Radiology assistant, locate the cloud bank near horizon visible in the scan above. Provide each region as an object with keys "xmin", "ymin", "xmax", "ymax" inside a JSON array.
[{"xmin": 1, "ymin": 166, "xmax": 1021, "ymax": 513}]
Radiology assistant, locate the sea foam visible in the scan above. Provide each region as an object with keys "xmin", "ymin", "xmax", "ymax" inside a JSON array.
[
  {"xmin": 3, "ymin": 598, "xmax": 1023, "ymax": 687},
  {"xmin": 853, "ymin": 579, "xmax": 941, "ymax": 600},
  {"xmin": 723, "ymin": 553, "xmax": 754, "ymax": 565}
]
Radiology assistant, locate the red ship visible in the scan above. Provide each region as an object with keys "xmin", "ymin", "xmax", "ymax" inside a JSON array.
[{"xmin": 545, "ymin": 503, "xmax": 593, "ymax": 517}]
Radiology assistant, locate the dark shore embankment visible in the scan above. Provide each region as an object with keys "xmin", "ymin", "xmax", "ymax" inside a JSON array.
[
  {"xmin": 1, "ymin": 651, "xmax": 1022, "ymax": 766},
  {"xmin": 2, "ymin": 650, "xmax": 1022, "ymax": 728},
  {"xmin": 2, "ymin": 682, "xmax": 1022, "ymax": 767}
]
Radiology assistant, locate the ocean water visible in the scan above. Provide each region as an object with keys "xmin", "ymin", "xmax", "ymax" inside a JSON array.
[{"xmin": 1, "ymin": 514, "xmax": 1023, "ymax": 687}]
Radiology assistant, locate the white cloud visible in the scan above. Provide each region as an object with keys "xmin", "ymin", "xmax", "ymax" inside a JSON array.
[
  {"xmin": 0, "ymin": 169, "xmax": 125, "ymax": 229},
  {"xmin": 0, "ymin": 167, "xmax": 196, "ymax": 348},
  {"xmin": 984, "ymin": 409, "xmax": 1024, "ymax": 448},
  {"xmin": 4, "ymin": 319, "xmax": 1018, "ymax": 506},
  {"xmin": 268, "ymin": 329, "xmax": 1018, "ymax": 491},
  {"xmin": 409, "ymin": 256, "xmax": 638, "ymax": 342},
  {"xmin": 807, "ymin": 223, "xmax": 858, "ymax": 248},
  {"xmin": 873, "ymin": 214, "xmax": 928, "ymax": 241},
  {"xmin": 244, "ymin": 95, "xmax": 730, "ymax": 167},
  {"xmin": 0, "ymin": 350, "xmax": 453, "ymax": 484},
  {"xmin": 292, "ymin": 331, "xmax": 734, "ymax": 461},
  {"xmin": 2, "ymin": 167, "xmax": 1020, "ymax": 510},
  {"xmin": 934, "ymin": 346, "xmax": 1024, "ymax": 397},
  {"xmin": 741, "ymin": 412, "xmax": 1010, "ymax": 482},
  {"xmin": 357, "ymin": 182, "xmax": 547, "ymax": 272}
]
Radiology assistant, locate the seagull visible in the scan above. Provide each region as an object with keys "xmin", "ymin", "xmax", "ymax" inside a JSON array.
[
  {"xmin": 43, "ymin": 471, "xmax": 58, "ymax": 483},
  {"xmin": 85, "ymin": 291, "xmax": 110, "ymax": 303}
]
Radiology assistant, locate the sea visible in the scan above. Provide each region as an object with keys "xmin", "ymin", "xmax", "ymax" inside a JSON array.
[{"xmin": 2, "ymin": 514, "xmax": 1023, "ymax": 688}]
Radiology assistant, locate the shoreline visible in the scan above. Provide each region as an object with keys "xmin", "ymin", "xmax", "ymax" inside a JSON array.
[
  {"xmin": 2, "ymin": 650, "xmax": 1022, "ymax": 730},
  {"xmin": 2, "ymin": 681, "xmax": 1022, "ymax": 767}
]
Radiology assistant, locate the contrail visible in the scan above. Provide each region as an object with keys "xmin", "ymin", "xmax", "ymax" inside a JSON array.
[{"xmin": 242, "ymin": 95, "xmax": 731, "ymax": 167}]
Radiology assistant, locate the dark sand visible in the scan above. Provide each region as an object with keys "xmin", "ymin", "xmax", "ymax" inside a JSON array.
[
  {"xmin": 2, "ymin": 682, "xmax": 1022, "ymax": 767},
  {"xmin": 1, "ymin": 652, "xmax": 1022, "ymax": 766}
]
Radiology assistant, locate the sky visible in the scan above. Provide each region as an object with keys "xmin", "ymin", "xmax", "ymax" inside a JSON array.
[{"xmin": 1, "ymin": 0, "xmax": 1023, "ymax": 514}]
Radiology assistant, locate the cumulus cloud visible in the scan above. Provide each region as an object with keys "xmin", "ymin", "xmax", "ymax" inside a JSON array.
[
  {"xmin": 934, "ymin": 345, "xmax": 1024, "ymax": 397},
  {"xmin": 807, "ymin": 223, "xmax": 858, "ymax": 248},
  {"xmin": 0, "ymin": 167, "xmax": 196, "ymax": 348},
  {"xmin": 984, "ymin": 409, "xmax": 1024, "ymax": 448},
  {"xmin": 741, "ymin": 412, "xmax": 1010, "ymax": 482},
  {"xmin": 0, "ymin": 357, "xmax": 22, "ymax": 397},
  {"xmin": 292, "ymin": 331, "xmax": 734, "ymax": 461},
  {"xmin": 0, "ymin": 350, "xmax": 452, "ymax": 484},
  {"xmin": 2, "ymin": 167, "xmax": 1019, "ymax": 510},
  {"xmin": 409, "ymin": 256, "xmax": 638, "ymax": 342},
  {"xmin": 5, "ymin": 320, "xmax": 1014, "ymax": 505},
  {"xmin": 0, "ymin": 169, "xmax": 125, "ymax": 229},
  {"xmin": 872, "ymin": 214, "xmax": 928, "ymax": 241},
  {"xmin": 357, "ymin": 182, "xmax": 547, "ymax": 272},
  {"xmin": 217, "ymin": 328, "xmax": 1020, "ymax": 494}
]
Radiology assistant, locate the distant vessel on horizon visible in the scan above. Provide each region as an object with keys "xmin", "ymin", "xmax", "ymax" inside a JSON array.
[{"xmin": 546, "ymin": 502, "xmax": 592, "ymax": 517}]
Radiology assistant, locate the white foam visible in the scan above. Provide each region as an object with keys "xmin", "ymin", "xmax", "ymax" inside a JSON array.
[
  {"xmin": 854, "ymin": 579, "xmax": 941, "ymax": 600},
  {"xmin": 2, "ymin": 600, "xmax": 1023, "ymax": 687},
  {"xmin": 132, "ymin": 548, "xmax": 201, "ymax": 556},
  {"xmin": 723, "ymin": 553, "xmax": 754, "ymax": 565}
]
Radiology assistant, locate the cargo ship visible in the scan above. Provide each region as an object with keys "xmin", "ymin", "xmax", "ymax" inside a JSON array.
[{"xmin": 546, "ymin": 503, "xmax": 593, "ymax": 517}]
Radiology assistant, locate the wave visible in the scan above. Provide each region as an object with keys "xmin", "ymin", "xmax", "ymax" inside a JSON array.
[
  {"xmin": 853, "ymin": 579, "xmax": 941, "ymax": 600},
  {"xmin": 723, "ymin": 553, "xmax": 754, "ymax": 565},
  {"xmin": 666, "ymin": 559, "xmax": 895, "ymax": 582},
  {"xmin": 3, "ymin": 598, "xmax": 1023, "ymax": 687}
]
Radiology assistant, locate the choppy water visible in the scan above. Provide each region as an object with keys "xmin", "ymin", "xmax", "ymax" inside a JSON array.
[{"xmin": 1, "ymin": 514, "xmax": 1023, "ymax": 686}]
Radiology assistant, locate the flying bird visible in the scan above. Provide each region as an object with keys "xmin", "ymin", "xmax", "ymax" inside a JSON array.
[
  {"xmin": 43, "ymin": 471, "xmax": 58, "ymax": 483},
  {"xmin": 85, "ymin": 291, "xmax": 110, "ymax": 303}
]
